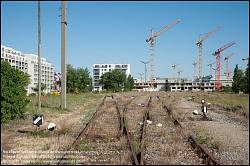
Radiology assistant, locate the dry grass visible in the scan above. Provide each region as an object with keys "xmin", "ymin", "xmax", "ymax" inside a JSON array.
[
  {"xmin": 56, "ymin": 120, "xmax": 73, "ymax": 135},
  {"xmin": 192, "ymin": 92, "xmax": 249, "ymax": 117},
  {"xmin": 1, "ymin": 92, "xmax": 104, "ymax": 165},
  {"xmin": 193, "ymin": 127, "xmax": 224, "ymax": 150}
]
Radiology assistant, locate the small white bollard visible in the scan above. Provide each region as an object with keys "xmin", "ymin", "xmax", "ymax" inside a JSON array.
[
  {"xmin": 193, "ymin": 110, "xmax": 199, "ymax": 115},
  {"xmin": 48, "ymin": 123, "xmax": 56, "ymax": 131}
]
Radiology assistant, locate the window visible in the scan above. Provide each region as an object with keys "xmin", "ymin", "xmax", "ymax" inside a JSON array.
[{"xmin": 109, "ymin": 65, "xmax": 111, "ymax": 67}]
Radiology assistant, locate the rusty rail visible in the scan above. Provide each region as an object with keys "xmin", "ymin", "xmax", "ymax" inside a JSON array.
[
  {"xmin": 115, "ymin": 95, "xmax": 152, "ymax": 165},
  {"xmin": 162, "ymin": 104, "xmax": 220, "ymax": 165},
  {"xmin": 58, "ymin": 95, "xmax": 107, "ymax": 165},
  {"xmin": 71, "ymin": 95, "xmax": 107, "ymax": 148},
  {"xmin": 139, "ymin": 96, "xmax": 152, "ymax": 165},
  {"xmin": 115, "ymin": 96, "xmax": 140, "ymax": 165}
]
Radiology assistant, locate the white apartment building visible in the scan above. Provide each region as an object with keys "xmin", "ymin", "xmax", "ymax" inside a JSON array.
[
  {"xmin": 92, "ymin": 64, "xmax": 131, "ymax": 91},
  {"xmin": 25, "ymin": 54, "xmax": 54, "ymax": 94},
  {"xmin": 1, "ymin": 45, "xmax": 55, "ymax": 94},
  {"xmin": 1, "ymin": 45, "xmax": 28, "ymax": 73}
]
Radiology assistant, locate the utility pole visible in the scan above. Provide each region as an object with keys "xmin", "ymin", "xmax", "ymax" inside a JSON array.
[
  {"xmin": 140, "ymin": 60, "xmax": 149, "ymax": 83},
  {"xmin": 61, "ymin": 1, "xmax": 67, "ymax": 109},
  {"xmin": 192, "ymin": 61, "xmax": 197, "ymax": 81},
  {"xmin": 38, "ymin": 1, "xmax": 41, "ymax": 111},
  {"xmin": 172, "ymin": 63, "xmax": 179, "ymax": 78},
  {"xmin": 208, "ymin": 62, "xmax": 216, "ymax": 78},
  {"xmin": 138, "ymin": 73, "xmax": 143, "ymax": 83},
  {"xmin": 177, "ymin": 69, "xmax": 183, "ymax": 78}
]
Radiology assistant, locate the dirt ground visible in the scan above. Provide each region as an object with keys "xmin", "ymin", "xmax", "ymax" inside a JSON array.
[
  {"xmin": 174, "ymin": 94, "xmax": 249, "ymax": 165},
  {"xmin": 1, "ymin": 92, "xmax": 249, "ymax": 165}
]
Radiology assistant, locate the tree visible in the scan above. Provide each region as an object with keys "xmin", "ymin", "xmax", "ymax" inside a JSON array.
[
  {"xmin": 243, "ymin": 62, "xmax": 249, "ymax": 93},
  {"xmin": 66, "ymin": 64, "xmax": 92, "ymax": 93},
  {"xmin": 99, "ymin": 70, "xmax": 134, "ymax": 92},
  {"xmin": 232, "ymin": 64, "xmax": 244, "ymax": 93},
  {"xmin": 124, "ymin": 74, "xmax": 134, "ymax": 91},
  {"xmin": 1, "ymin": 61, "xmax": 30, "ymax": 123},
  {"xmin": 66, "ymin": 64, "xmax": 76, "ymax": 93}
]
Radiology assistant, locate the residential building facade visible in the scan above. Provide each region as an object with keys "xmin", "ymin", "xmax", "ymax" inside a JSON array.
[
  {"xmin": 1, "ymin": 45, "xmax": 55, "ymax": 94},
  {"xmin": 92, "ymin": 64, "xmax": 131, "ymax": 91}
]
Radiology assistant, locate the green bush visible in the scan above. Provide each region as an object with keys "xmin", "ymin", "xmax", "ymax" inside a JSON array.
[
  {"xmin": 1, "ymin": 61, "xmax": 30, "ymax": 123},
  {"xmin": 99, "ymin": 69, "xmax": 134, "ymax": 92}
]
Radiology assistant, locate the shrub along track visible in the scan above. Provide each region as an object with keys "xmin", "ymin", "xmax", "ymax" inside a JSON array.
[{"xmin": 143, "ymin": 93, "xmax": 219, "ymax": 165}]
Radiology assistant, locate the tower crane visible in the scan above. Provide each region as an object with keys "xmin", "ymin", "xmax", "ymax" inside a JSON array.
[
  {"xmin": 212, "ymin": 41, "xmax": 236, "ymax": 91},
  {"xmin": 172, "ymin": 63, "xmax": 180, "ymax": 78},
  {"xmin": 140, "ymin": 60, "xmax": 150, "ymax": 83},
  {"xmin": 208, "ymin": 61, "xmax": 216, "ymax": 77},
  {"xmin": 224, "ymin": 53, "xmax": 234, "ymax": 80},
  {"xmin": 196, "ymin": 27, "xmax": 220, "ymax": 82},
  {"xmin": 192, "ymin": 60, "xmax": 197, "ymax": 81},
  {"xmin": 177, "ymin": 69, "xmax": 184, "ymax": 78},
  {"xmin": 146, "ymin": 19, "xmax": 181, "ymax": 82}
]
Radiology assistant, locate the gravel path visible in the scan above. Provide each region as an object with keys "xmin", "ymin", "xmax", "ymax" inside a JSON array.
[{"xmin": 175, "ymin": 97, "xmax": 249, "ymax": 165}]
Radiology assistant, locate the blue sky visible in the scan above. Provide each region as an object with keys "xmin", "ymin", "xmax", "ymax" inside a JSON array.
[{"xmin": 1, "ymin": 1, "xmax": 249, "ymax": 80}]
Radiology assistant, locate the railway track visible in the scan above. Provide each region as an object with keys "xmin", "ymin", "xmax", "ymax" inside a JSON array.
[
  {"xmin": 162, "ymin": 104, "xmax": 220, "ymax": 165},
  {"xmin": 58, "ymin": 93, "xmax": 219, "ymax": 165},
  {"xmin": 116, "ymin": 95, "xmax": 153, "ymax": 165},
  {"xmin": 58, "ymin": 94, "xmax": 147, "ymax": 165},
  {"xmin": 158, "ymin": 93, "xmax": 220, "ymax": 165}
]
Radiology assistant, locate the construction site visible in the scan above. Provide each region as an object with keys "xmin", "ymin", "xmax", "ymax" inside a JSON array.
[
  {"xmin": 133, "ymin": 22, "xmax": 241, "ymax": 92},
  {"xmin": 1, "ymin": 1, "xmax": 249, "ymax": 165}
]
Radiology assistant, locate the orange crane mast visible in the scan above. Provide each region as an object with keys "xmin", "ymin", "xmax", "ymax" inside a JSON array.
[
  {"xmin": 196, "ymin": 27, "xmax": 219, "ymax": 82},
  {"xmin": 146, "ymin": 19, "xmax": 181, "ymax": 82},
  {"xmin": 212, "ymin": 41, "xmax": 236, "ymax": 91},
  {"xmin": 224, "ymin": 53, "xmax": 234, "ymax": 80}
]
